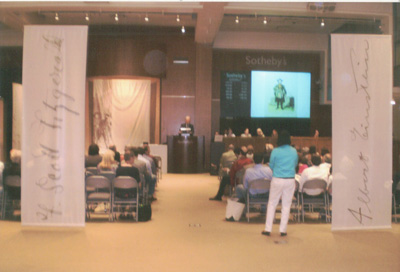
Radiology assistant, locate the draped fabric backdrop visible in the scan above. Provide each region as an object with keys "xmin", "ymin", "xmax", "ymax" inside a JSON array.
[
  {"xmin": 331, "ymin": 34, "xmax": 392, "ymax": 230},
  {"xmin": 93, "ymin": 79, "xmax": 151, "ymax": 153},
  {"xmin": 22, "ymin": 26, "xmax": 88, "ymax": 226},
  {"xmin": 12, "ymin": 83, "xmax": 23, "ymax": 150}
]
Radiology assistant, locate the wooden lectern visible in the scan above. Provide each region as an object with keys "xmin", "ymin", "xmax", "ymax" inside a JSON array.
[{"xmin": 167, "ymin": 135, "xmax": 204, "ymax": 173}]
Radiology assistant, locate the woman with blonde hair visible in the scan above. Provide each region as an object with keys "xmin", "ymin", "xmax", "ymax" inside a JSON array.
[{"xmin": 97, "ymin": 150, "xmax": 118, "ymax": 172}]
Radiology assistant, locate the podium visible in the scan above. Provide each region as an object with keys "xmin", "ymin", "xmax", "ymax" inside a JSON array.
[{"xmin": 167, "ymin": 135, "xmax": 204, "ymax": 173}]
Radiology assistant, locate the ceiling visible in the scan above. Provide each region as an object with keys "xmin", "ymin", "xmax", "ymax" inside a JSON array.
[{"xmin": 0, "ymin": 2, "xmax": 389, "ymax": 44}]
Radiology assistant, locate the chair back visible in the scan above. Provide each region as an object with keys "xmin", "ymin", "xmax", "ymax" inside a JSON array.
[
  {"xmin": 86, "ymin": 167, "xmax": 98, "ymax": 175},
  {"xmin": 328, "ymin": 182, "xmax": 332, "ymax": 195},
  {"xmin": 302, "ymin": 179, "xmax": 327, "ymax": 191},
  {"xmin": 153, "ymin": 156, "xmax": 162, "ymax": 168},
  {"xmin": 248, "ymin": 178, "xmax": 271, "ymax": 191},
  {"xmin": 99, "ymin": 171, "xmax": 116, "ymax": 182},
  {"xmin": 86, "ymin": 175, "xmax": 111, "ymax": 190},
  {"xmin": 113, "ymin": 176, "xmax": 138, "ymax": 190},
  {"xmin": 4, "ymin": 175, "xmax": 21, "ymax": 187}
]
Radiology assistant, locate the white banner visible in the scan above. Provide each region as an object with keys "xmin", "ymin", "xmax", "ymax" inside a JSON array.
[
  {"xmin": 22, "ymin": 26, "xmax": 88, "ymax": 226},
  {"xmin": 93, "ymin": 79, "xmax": 151, "ymax": 153},
  {"xmin": 331, "ymin": 34, "xmax": 392, "ymax": 230},
  {"xmin": 12, "ymin": 83, "xmax": 23, "ymax": 150}
]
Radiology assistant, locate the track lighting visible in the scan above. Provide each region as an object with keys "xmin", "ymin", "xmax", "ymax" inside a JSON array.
[
  {"xmin": 55, "ymin": 12, "xmax": 59, "ymax": 21},
  {"xmin": 115, "ymin": 13, "xmax": 119, "ymax": 22},
  {"xmin": 145, "ymin": 14, "xmax": 149, "ymax": 22},
  {"xmin": 176, "ymin": 15, "xmax": 180, "ymax": 22},
  {"xmin": 181, "ymin": 26, "xmax": 185, "ymax": 34},
  {"xmin": 235, "ymin": 16, "xmax": 239, "ymax": 24},
  {"xmin": 321, "ymin": 19, "xmax": 325, "ymax": 27},
  {"xmin": 85, "ymin": 13, "xmax": 89, "ymax": 22},
  {"xmin": 263, "ymin": 17, "xmax": 267, "ymax": 24}
]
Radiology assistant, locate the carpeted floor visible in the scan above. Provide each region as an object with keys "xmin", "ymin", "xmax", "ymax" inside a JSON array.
[{"xmin": 0, "ymin": 173, "xmax": 399, "ymax": 272}]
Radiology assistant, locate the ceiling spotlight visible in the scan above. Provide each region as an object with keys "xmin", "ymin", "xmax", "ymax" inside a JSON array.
[
  {"xmin": 55, "ymin": 12, "xmax": 59, "ymax": 21},
  {"xmin": 176, "ymin": 15, "xmax": 180, "ymax": 22},
  {"xmin": 181, "ymin": 26, "xmax": 185, "ymax": 34},
  {"xmin": 115, "ymin": 13, "xmax": 119, "ymax": 22},
  {"xmin": 321, "ymin": 19, "xmax": 325, "ymax": 27},
  {"xmin": 145, "ymin": 14, "xmax": 149, "ymax": 22},
  {"xmin": 85, "ymin": 13, "xmax": 89, "ymax": 22},
  {"xmin": 235, "ymin": 16, "xmax": 239, "ymax": 24},
  {"xmin": 391, "ymin": 99, "xmax": 396, "ymax": 105},
  {"xmin": 263, "ymin": 17, "xmax": 267, "ymax": 25}
]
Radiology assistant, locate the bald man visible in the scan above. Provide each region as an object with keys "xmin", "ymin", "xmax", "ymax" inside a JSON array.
[{"xmin": 180, "ymin": 115, "xmax": 194, "ymax": 135}]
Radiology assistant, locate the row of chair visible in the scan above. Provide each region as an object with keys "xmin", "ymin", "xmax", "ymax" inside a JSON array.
[
  {"xmin": 245, "ymin": 178, "xmax": 331, "ymax": 223},
  {"xmin": 86, "ymin": 175, "xmax": 139, "ymax": 222}
]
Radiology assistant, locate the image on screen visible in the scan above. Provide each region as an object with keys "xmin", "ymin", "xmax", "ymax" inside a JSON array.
[{"xmin": 250, "ymin": 71, "xmax": 311, "ymax": 118}]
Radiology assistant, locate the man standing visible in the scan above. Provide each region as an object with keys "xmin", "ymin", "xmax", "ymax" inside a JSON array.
[
  {"xmin": 273, "ymin": 79, "xmax": 287, "ymax": 110},
  {"xmin": 180, "ymin": 115, "xmax": 194, "ymax": 135}
]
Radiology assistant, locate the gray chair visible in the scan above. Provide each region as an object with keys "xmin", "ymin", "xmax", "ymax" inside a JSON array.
[
  {"xmin": 98, "ymin": 171, "xmax": 116, "ymax": 183},
  {"xmin": 85, "ymin": 175, "xmax": 112, "ymax": 221},
  {"xmin": 153, "ymin": 156, "xmax": 162, "ymax": 181},
  {"xmin": 112, "ymin": 176, "xmax": 139, "ymax": 222},
  {"xmin": 300, "ymin": 178, "xmax": 329, "ymax": 223},
  {"xmin": 86, "ymin": 167, "xmax": 98, "ymax": 175},
  {"xmin": 2, "ymin": 175, "xmax": 21, "ymax": 220},
  {"xmin": 246, "ymin": 178, "xmax": 270, "ymax": 222}
]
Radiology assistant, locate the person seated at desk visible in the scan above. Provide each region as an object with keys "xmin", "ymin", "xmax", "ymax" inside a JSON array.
[
  {"xmin": 224, "ymin": 128, "xmax": 236, "ymax": 137},
  {"xmin": 241, "ymin": 128, "xmax": 252, "ymax": 137},
  {"xmin": 257, "ymin": 128, "xmax": 265, "ymax": 137},
  {"xmin": 180, "ymin": 115, "xmax": 194, "ymax": 135},
  {"xmin": 85, "ymin": 143, "xmax": 102, "ymax": 168},
  {"xmin": 235, "ymin": 152, "xmax": 273, "ymax": 203}
]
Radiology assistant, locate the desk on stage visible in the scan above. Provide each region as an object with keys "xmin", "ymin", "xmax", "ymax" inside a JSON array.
[{"xmin": 167, "ymin": 135, "xmax": 205, "ymax": 173}]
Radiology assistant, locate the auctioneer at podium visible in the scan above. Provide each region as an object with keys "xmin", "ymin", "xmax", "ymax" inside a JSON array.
[{"xmin": 168, "ymin": 116, "xmax": 204, "ymax": 173}]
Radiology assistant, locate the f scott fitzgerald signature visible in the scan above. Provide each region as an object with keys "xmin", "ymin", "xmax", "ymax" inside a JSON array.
[{"xmin": 347, "ymin": 40, "xmax": 373, "ymax": 224}]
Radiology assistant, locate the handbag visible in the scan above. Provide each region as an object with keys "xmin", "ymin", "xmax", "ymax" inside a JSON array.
[
  {"xmin": 225, "ymin": 198, "xmax": 245, "ymax": 222},
  {"xmin": 138, "ymin": 204, "xmax": 152, "ymax": 222}
]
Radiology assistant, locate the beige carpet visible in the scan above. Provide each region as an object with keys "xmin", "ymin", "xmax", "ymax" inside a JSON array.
[{"xmin": 0, "ymin": 173, "xmax": 399, "ymax": 272}]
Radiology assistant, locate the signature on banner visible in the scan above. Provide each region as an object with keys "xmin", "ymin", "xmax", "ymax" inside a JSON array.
[
  {"xmin": 31, "ymin": 34, "xmax": 80, "ymax": 221},
  {"xmin": 347, "ymin": 40, "xmax": 373, "ymax": 224}
]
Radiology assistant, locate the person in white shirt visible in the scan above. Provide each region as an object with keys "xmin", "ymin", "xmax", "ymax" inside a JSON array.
[
  {"xmin": 224, "ymin": 128, "xmax": 236, "ymax": 137},
  {"xmin": 320, "ymin": 153, "xmax": 332, "ymax": 173},
  {"xmin": 241, "ymin": 128, "xmax": 252, "ymax": 137},
  {"xmin": 298, "ymin": 154, "xmax": 329, "ymax": 196}
]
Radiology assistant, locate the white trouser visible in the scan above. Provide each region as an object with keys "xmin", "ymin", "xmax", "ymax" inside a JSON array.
[{"xmin": 264, "ymin": 177, "xmax": 295, "ymax": 233}]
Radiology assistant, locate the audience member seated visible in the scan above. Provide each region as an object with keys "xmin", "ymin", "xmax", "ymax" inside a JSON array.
[
  {"xmin": 135, "ymin": 147, "xmax": 157, "ymax": 201},
  {"xmin": 320, "ymin": 153, "xmax": 332, "ymax": 173},
  {"xmin": 241, "ymin": 128, "xmax": 252, "ymax": 138},
  {"xmin": 297, "ymin": 154, "xmax": 329, "ymax": 195},
  {"xmin": 224, "ymin": 128, "xmax": 236, "ymax": 137},
  {"xmin": 209, "ymin": 147, "xmax": 241, "ymax": 201},
  {"xmin": 129, "ymin": 147, "xmax": 150, "ymax": 189},
  {"xmin": 3, "ymin": 149, "xmax": 22, "ymax": 200},
  {"xmin": 229, "ymin": 146, "xmax": 253, "ymax": 188},
  {"xmin": 246, "ymin": 145, "xmax": 254, "ymax": 160},
  {"xmin": 143, "ymin": 145, "xmax": 157, "ymax": 176},
  {"xmin": 263, "ymin": 153, "xmax": 271, "ymax": 167},
  {"xmin": 235, "ymin": 153, "xmax": 273, "ymax": 203},
  {"xmin": 115, "ymin": 152, "xmax": 141, "ymax": 199},
  {"xmin": 297, "ymin": 156, "xmax": 309, "ymax": 174},
  {"xmin": 109, "ymin": 145, "xmax": 121, "ymax": 163},
  {"xmin": 85, "ymin": 144, "xmax": 102, "ymax": 168},
  {"xmin": 309, "ymin": 145, "xmax": 317, "ymax": 155},
  {"xmin": 218, "ymin": 144, "xmax": 237, "ymax": 179},
  {"xmin": 256, "ymin": 128, "xmax": 265, "ymax": 137},
  {"xmin": 321, "ymin": 148, "xmax": 330, "ymax": 157},
  {"xmin": 97, "ymin": 150, "xmax": 118, "ymax": 173}
]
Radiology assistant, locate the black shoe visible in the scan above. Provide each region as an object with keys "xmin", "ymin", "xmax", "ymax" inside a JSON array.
[
  {"xmin": 226, "ymin": 216, "xmax": 235, "ymax": 222},
  {"xmin": 209, "ymin": 197, "xmax": 222, "ymax": 201},
  {"xmin": 261, "ymin": 231, "xmax": 270, "ymax": 236},
  {"xmin": 280, "ymin": 232, "xmax": 287, "ymax": 237}
]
